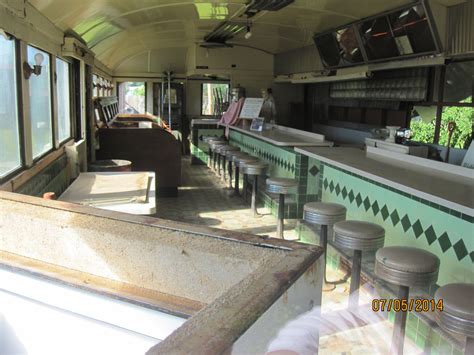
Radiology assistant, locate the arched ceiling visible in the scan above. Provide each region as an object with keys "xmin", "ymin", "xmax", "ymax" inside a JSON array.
[{"xmin": 30, "ymin": 0, "xmax": 415, "ymax": 71}]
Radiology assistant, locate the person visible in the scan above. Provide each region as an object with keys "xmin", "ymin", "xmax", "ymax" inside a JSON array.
[
  {"xmin": 260, "ymin": 88, "xmax": 277, "ymax": 124},
  {"xmin": 266, "ymin": 285, "xmax": 389, "ymax": 354}
]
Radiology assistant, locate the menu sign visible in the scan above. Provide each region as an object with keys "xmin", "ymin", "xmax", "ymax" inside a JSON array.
[{"xmin": 239, "ymin": 98, "xmax": 264, "ymax": 119}]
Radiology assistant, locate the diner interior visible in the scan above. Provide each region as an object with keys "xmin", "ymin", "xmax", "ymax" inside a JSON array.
[{"xmin": 0, "ymin": 0, "xmax": 473, "ymax": 354}]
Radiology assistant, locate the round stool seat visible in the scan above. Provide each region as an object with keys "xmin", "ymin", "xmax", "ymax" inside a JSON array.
[
  {"xmin": 334, "ymin": 220, "xmax": 385, "ymax": 251},
  {"xmin": 241, "ymin": 162, "xmax": 268, "ymax": 175},
  {"xmin": 435, "ymin": 283, "xmax": 474, "ymax": 337},
  {"xmin": 227, "ymin": 150, "xmax": 246, "ymax": 160},
  {"xmin": 203, "ymin": 136, "xmax": 222, "ymax": 143},
  {"xmin": 304, "ymin": 202, "xmax": 346, "ymax": 225},
  {"xmin": 219, "ymin": 146, "xmax": 239, "ymax": 155},
  {"xmin": 375, "ymin": 246, "xmax": 439, "ymax": 287},
  {"xmin": 266, "ymin": 177, "xmax": 298, "ymax": 195},
  {"xmin": 235, "ymin": 156, "xmax": 259, "ymax": 168},
  {"xmin": 210, "ymin": 142, "xmax": 228, "ymax": 150}
]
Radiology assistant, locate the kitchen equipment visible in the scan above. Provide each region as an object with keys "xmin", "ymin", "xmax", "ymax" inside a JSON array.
[
  {"xmin": 385, "ymin": 126, "xmax": 400, "ymax": 143},
  {"xmin": 395, "ymin": 128, "xmax": 412, "ymax": 144}
]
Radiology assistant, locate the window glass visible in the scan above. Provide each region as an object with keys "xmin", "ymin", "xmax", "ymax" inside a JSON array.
[
  {"xmin": 118, "ymin": 82, "xmax": 145, "ymax": 114},
  {"xmin": 389, "ymin": 5, "xmax": 436, "ymax": 55},
  {"xmin": 444, "ymin": 61, "xmax": 474, "ymax": 103},
  {"xmin": 359, "ymin": 17, "xmax": 400, "ymax": 60},
  {"xmin": 28, "ymin": 46, "xmax": 53, "ymax": 158},
  {"xmin": 201, "ymin": 83, "xmax": 230, "ymax": 116},
  {"xmin": 0, "ymin": 35, "xmax": 21, "ymax": 178},
  {"xmin": 315, "ymin": 27, "xmax": 364, "ymax": 68},
  {"xmin": 438, "ymin": 105, "xmax": 473, "ymax": 149},
  {"xmin": 410, "ymin": 106, "xmax": 437, "ymax": 144},
  {"xmin": 93, "ymin": 74, "xmax": 98, "ymax": 97},
  {"xmin": 56, "ymin": 58, "xmax": 71, "ymax": 143}
]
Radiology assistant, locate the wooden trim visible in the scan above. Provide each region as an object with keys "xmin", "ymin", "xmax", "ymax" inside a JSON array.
[{"xmin": 0, "ymin": 139, "xmax": 73, "ymax": 192}]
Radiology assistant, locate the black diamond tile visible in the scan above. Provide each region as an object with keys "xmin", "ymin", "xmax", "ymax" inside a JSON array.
[
  {"xmin": 424, "ymin": 226, "xmax": 437, "ymax": 245},
  {"xmin": 309, "ymin": 165, "xmax": 319, "ymax": 177},
  {"xmin": 324, "ymin": 179, "xmax": 329, "ymax": 189},
  {"xmin": 329, "ymin": 181, "xmax": 334, "ymax": 193},
  {"xmin": 390, "ymin": 210, "xmax": 400, "ymax": 226},
  {"xmin": 341, "ymin": 187, "xmax": 348, "ymax": 199},
  {"xmin": 335, "ymin": 184, "xmax": 341, "ymax": 195},
  {"xmin": 453, "ymin": 239, "xmax": 468, "ymax": 260},
  {"xmin": 470, "ymin": 251, "xmax": 474, "ymax": 263},
  {"xmin": 372, "ymin": 201, "xmax": 380, "ymax": 216},
  {"xmin": 401, "ymin": 215, "xmax": 411, "ymax": 232},
  {"xmin": 355, "ymin": 193, "xmax": 362, "ymax": 207},
  {"xmin": 412, "ymin": 220, "xmax": 424, "ymax": 238},
  {"xmin": 380, "ymin": 205, "xmax": 389, "ymax": 220},
  {"xmin": 348, "ymin": 190, "xmax": 355, "ymax": 203},
  {"xmin": 438, "ymin": 232, "xmax": 451, "ymax": 252},
  {"xmin": 363, "ymin": 197, "xmax": 371, "ymax": 211}
]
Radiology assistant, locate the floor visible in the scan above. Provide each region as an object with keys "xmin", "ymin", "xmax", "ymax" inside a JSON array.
[{"xmin": 154, "ymin": 158, "xmax": 420, "ymax": 354}]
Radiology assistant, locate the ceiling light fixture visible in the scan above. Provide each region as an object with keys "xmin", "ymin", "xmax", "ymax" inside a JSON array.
[
  {"xmin": 244, "ymin": 24, "xmax": 252, "ymax": 40},
  {"xmin": 23, "ymin": 53, "xmax": 44, "ymax": 79}
]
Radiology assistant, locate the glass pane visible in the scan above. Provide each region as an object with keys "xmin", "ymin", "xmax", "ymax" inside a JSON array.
[
  {"xmin": 438, "ymin": 106, "xmax": 473, "ymax": 149},
  {"xmin": 118, "ymin": 82, "xmax": 145, "ymax": 114},
  {"xmin": 444, "ymin": 60, "xmax": 474, "ymax": 103},
  {"xmin": 56, "ymin": 58, "xmax": 71, "ymax": 142},
  {"xmin": 389, "ymin": 5, "xmax": 436, "ymax": 55},
  {"xmin": 201, "ymin": 83, "xmax": 229, "ymax": 116},
  {"xmin": 315, "ymin": 27, "xmax": 364, "ymax": 68},
  {"xmin": 359, "ymin": 17, "xmax": 399, "ymax": 60},
  {"xmin": 410, "ymin": 106, "xmax": 437, "ymax": 144},
  {"xmin": 0, "ymin": 35, "xmax": 21, "ymax": 178},
  {"xmin": 93, "ymin": 74, "xmax": 98, "ymax": 97},
  {"xmin": 28, "ymin": 46, "xmax": 52, "ymax": 158}
]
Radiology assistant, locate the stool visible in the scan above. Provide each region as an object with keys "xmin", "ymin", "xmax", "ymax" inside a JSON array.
[
  {"xmin": 210, "ymin": 142, "xmax": 228, "ymax": 173},
  {"xmin": 235, "ymin": 156, "xmax": 259, "ymax": 199},
  {"xmin": 265, "ymin": 178, "xmax": 298, "ymax": 239},
  {"xmin": 218, "ymin": 146, "xmax": 240, "ymax": 181},
  {"xmin": 375, "ymin": 246, "xmax": 439, "ymax": 355},
  {"xmin": 435, "ymin": 283, "xmax": 474, "ymax": 354},
  {"xmin": 241, "ymin": 162, "xmax": 268, "ymax": 216},
  {"xmin": 303, "ymin": 202, "xmax": 346, "ymax": 284},
  {"xmin": 204, "ymin": 137, "xmax": 225, "ymax": 168},
  {"xmin": 334, "ymin": 220, "xmax": 385, "ymax": 307},
  {"xmin": 226, "ymin": 151, "xmax": 248, "ymax": 189}
]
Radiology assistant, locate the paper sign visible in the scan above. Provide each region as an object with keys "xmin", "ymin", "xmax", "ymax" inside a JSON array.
[
  {"xmin": 239, "ymin": 98, "xmax": 264, "ymax": 119},
  {"xmin": 250, "ymin": 118, "xmax": 264, "ymax": 132}
]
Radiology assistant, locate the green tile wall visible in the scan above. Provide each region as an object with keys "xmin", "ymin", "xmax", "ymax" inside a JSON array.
[
  {"xmin": 320, "ymin": 163, "xmax": 473, "ymax": 286},
  {"xmin": 190, "ymin": 126, "xmax": 225, "ymax": 164},
  {"xmin": 229, "ymin": 130, "xmax": 317, "ymax": 218}
]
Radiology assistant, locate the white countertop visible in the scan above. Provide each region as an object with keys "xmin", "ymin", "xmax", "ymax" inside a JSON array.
[
  {"xmin": 227, "ymin": 124, "xmax": 334, "ymax": 147},
  {"xmin": 295, "ymin": 147, "xmax": 474, "ymax": 216},
  {"xmin": 191, "ymin": 119, "xmax": 220, "ymax": 126}
]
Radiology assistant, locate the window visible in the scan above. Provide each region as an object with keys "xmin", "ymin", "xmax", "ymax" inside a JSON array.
[
  {"xmin": 28, "ymin": 46, "xmax": 53, "ymax": 158},
  {"xmin": 0, "ymin": 35, "xmax": 21, "ymax": 178},
  {"xmin": 93, "ymin": 74, "xmax": 98, "ymax": 98},
  {"xmin": 118, "ymin": 82, "xmax": 145, "ymax": 114},
  {"xmin": 201, "ymin": 83, "xmax": 229, "ymax": 116},
  {"xmin": 410, "ymin": 61, "xmax": 473, "ymax": 149},
  {"xmin": 56, "ymin": 58, "xmax": 71, "ymax": 143}
]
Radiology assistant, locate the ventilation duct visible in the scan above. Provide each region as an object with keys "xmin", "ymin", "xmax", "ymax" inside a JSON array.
[
  {"xmin": 204, "ymin": 22, "xmax": 247, "ymax": 44},
  {"xmin": 246, "ymin": 0, "xmax": 294, "ymax": 13}
]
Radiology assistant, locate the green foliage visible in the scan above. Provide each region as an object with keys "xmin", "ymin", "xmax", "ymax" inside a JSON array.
[{"xmin": 411, "ymin": 100, "xmax": 473, "ymax": 149}]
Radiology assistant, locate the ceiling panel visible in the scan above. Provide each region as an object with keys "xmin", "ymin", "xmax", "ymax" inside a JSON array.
[{"xmin": 29, "ymin": 0, "xmax": 416, "ymax": 69}]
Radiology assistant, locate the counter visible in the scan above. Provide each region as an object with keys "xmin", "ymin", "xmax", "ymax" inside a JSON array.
[
  {"xmin": 295, "ymin": 146, "xmax": 473, "ymax": 286},
  {"xmin": 190, "ymin": 119, "xmax": 224, "ymax": 165},
  {"xmin": 228, "ymin": 124, "xmax": 333, "ymax": 147},
  {"xmin": 227, "ymin": 124, "xmax": 332, "ymax": 219}
]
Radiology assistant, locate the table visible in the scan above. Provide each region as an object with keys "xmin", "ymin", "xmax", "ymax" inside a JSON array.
[{"xmin": 59, "ymin": 172, "xmax": 156, "ymax": 215}]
